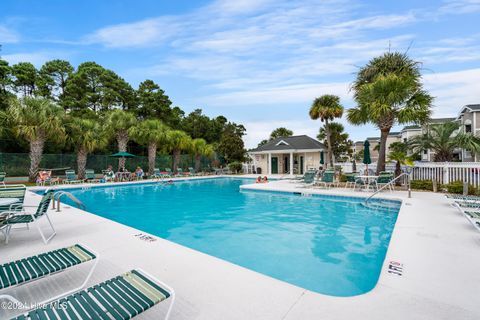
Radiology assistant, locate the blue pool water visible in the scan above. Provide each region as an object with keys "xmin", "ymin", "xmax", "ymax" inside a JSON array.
[{"xmin": 51, "ymin": 178, "xmax": 400, "ymax": 296}]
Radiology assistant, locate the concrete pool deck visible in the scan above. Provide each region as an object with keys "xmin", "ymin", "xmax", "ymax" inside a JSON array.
[{"xmin": 1, "ymin": 176, "xmax": 479, "ymax": 319}]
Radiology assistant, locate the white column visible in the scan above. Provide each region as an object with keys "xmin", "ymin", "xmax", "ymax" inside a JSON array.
[
  {"xmin": 268, "ymin": 153, "xmax": 272, "ymax": 175},
  {"xmin": 290, "ymin": 152, "xmax": 294, "ymax": 176}
]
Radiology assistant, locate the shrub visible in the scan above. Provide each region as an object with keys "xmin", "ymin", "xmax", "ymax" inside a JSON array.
[
  {"xmin": 228, "ymin": 161, "xmax": 243, "ymax": 173},
  {"xmin": 410, "ymin": 180, "xmax": 434, "ymax": 191},
  {"xmin": 444, "ymin": 180, "xmax": 476, "ymax": 195},
  {"xmin": 339, "ymin": 174, "xmax": 347, "ymax": 183}
]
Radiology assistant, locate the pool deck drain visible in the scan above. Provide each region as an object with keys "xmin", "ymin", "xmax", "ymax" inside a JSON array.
[{"xmin": 1, "ymin": 176, "xmax": 479, "ymax": 320}]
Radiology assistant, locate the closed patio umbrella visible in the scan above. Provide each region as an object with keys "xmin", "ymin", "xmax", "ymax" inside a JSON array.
[
  {"xmin": 363, "ymin": 140, "xmax": 371, "ymax": 175},
  {"xmin": 320, "ymin": 151, "xmax": 324, "ymax": 166}
]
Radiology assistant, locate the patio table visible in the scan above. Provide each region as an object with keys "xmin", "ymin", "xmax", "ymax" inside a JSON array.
[{"xmin": 356, "ymin": 175, "xmax": 379, "ymax": 191}]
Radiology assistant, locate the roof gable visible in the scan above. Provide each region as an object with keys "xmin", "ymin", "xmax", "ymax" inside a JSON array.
[{"xmin": 250, "ymin": 135, "xmax": 324, "ymax": 152}]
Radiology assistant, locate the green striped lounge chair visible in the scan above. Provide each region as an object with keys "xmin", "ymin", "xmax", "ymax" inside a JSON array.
[
  {"xmin": 461, "ymin": 211, "xmax": 480, "ymax": 232},
  {"xmin": 165, "ymin": 168, "xmax": 173, "ymax": 177},
  {"xmin": 1, "ymin": 190, "xmax": 56, "ymax": 244},
  {"xmin": 64, "ymin": 170, "xmax": 83, "ymax": 184},
  {"xmin": 0, "ymin": 172, "xmax": 6, "ymax": 187},
  {"xmin": 85, "ymin": 169, "xmax": 101, "ymax": 183},
  {"xmin": 0, "ymin": 185, "xmax": 26, "ymax": 213},
  {"xmin": 446, "ymin": 194, "xmax": 480, "ymax": 203},
  {"xmin": 11, "ymin": 269, "xmax": 175, "ymax": 320},
  {"xmin": 188, "ymin": 167, "xmax": 197, "ymax": 176},
  {"xmin": 344, "ymin": 173, "xmax": 358, "ymax": 189},
  {"xmin": 0, "ymin": 244, "xmax": 98, "ymax": 307},
  {"xmin": 297, "ymin": 171, "xmax": 316, "ymax": 187},
  {"xmin": 376, "ymin": 173, "xmax": 394, "ymax": 191},
  {"xmin": 315, "ymin": 171, "xmax": 337, "ymax": 188},
  {"xmin": 151, "ymin": 168, "xmax": 160, "ymax": 180}
]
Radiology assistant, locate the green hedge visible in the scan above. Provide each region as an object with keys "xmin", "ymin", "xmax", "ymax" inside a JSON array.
[
  {"xmin": 443, "ymin": 180, "xmax": 477, "ymax": 195},
  {"xmin": 410, "ymin": 180, "xmax": 434, "ymax": 191}
]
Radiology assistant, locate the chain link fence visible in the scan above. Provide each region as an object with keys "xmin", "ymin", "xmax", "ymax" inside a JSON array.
[{"xmin": 0, "ymin": 153, "xmax": 218, "ymax": 176}]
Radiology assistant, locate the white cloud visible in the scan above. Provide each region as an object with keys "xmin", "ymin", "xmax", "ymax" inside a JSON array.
[
  {"xmin": 437, "ymin": 0, "xmax": 480, "ymax": 15},
  {"xmin": 199, "ymin": 82, "xmax": 352, "ymax": 107},
  {"xmin": 2, "ymin": 50, "xmax": 73, "ymax": 67},
  {"xmin": 243, "ymin": 120, "xmax": 320, "ymax": 149},
  {"xmin": 0, "ymin": 25, "xmax": 19, "ymax": 43},
  {"xmin": 424, "ymin": 68, "xmax": 480, "ymax": 116}
]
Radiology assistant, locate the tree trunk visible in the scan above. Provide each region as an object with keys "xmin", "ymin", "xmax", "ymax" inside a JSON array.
[
  {"xmin": 377, "ymin": 128, "xmax": 391, "ymax": 174},
  {"xmin": 116, "ymin": 130, "xmax": 128, "ymax": 170},
  {"xmin": 173, "ymin": 149, "xmax": 180, "ymax": 172},
  {"xmin": 29, "ymin": 137, "xmax": 45, "ymax": 182},
  {"xmin": 147, "ymin": 142, "xmax": 157, "ymax": 176},
  {"xmin": 352, "ymin": 159, "xmax": 357, "ymax": 172},
  {"xmin": 395, "ymin": 161, "xmax": 402, "ymax": 186},
  {"xmin": 325, "ymin": 119, "xmax": 334, "ymax": 168},
  {"xmin": 195, "ymin": 155, "xmax": 201, "ymax": 172},
  {"xmin": 77, "ymin": 147, "xmax": 88, "ymax": 180}
]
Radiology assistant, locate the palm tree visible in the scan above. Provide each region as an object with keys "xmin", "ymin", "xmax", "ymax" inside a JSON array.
[
  {"xmin": 270, "ymin": 127, "xmax": 293, "ymax": 140},
  {"xmin": 409, "ymin": 121, "xmax": 480, "ymax": 162},
  {"xmin": 105, "ymin": 109, "xmax": 136, "ymax": 169},
  {"xmin": 309, "ymin": 95, "xmax": 344, "ymax": 168},
  {"xmin": 347, "ymin": 51, "xmax": 433, "ymax": 173},
  {"xmin": 129, "ymin": 119, "xmax": 169, "ymax": 175},
  {"xmin": 387, "ymin": 142, "xmax": 413, "ymax": 183},
  {"xmin": 7, "ymin": 97, "xmax": 65, "ymax": 182},
  {"xmin": 66, "ymin": 117, "xmax": 107, "ymax": 179},
  {"xmin": 190, "ymin": 138, "xmax": 214, "ymax": 172},
  {"xmin": 166, "ymin": 130, "xmax": 191, "ymax": 172}
]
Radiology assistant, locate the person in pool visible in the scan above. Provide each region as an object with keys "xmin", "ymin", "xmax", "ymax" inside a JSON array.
[
  {"xmin": 262, "ymin": 176, "xmax": 269, "ymax": 183},
  {"xmin": 256, "ymin": 176, "xmax": 262, "ymax": 183}
]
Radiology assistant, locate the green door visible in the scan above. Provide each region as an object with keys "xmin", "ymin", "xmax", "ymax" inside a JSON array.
[{"xmin": 271, "ymin": 157, "xmax": 278, "ymax": 174}]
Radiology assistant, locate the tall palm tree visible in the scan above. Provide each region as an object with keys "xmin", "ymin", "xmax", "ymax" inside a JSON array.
[
  {"xmin": 129, "ymin": 119, "xmax": 169, "ymax": 175},
  {"xmin": 190, "ymin": 138, "xmax": 214, "ymax": 172},
  {"xmin": 347, "ymin": 51, "xmax": 433, "ymax": 173},
  {"xmin": 105, "ymin": 109, "xmax": 136, "ymax": 169},
  {"xmin": 66, "ymin": 117, "xmax": 107, "ymax": 179},
  {"xmin": 409, "ymin": 121, "xmax": 480, "ymax": 162},
  {"xmin": 309, "ymin": 94, "xmax": 344, "ymax": 168},
  {"xmin": 166, "ymin": 130, "xmax": 191, "ymax": 172},
  {"xmin": 7, "ymin": 97, "xmax": 65, "ymax": 182}
]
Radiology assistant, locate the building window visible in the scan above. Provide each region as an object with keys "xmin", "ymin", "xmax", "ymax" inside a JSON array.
[
  {"xmin": 465, "ymin": 124, "xmax": 472, "ymax": 133},
  {"xmin": 423, "ymin": 150, "xmax": 427, "ymax": 155}
]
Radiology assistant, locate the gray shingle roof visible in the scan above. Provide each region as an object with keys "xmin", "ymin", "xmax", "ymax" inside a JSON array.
[
  {"xmin": 402, "ymin": 125, "xmax": 421, "ymax": 130},
  {"xmin": 429, "ymin": 117, "xmax": 456, "ymax": 123},
  {"xmin": 250, "ymin": 135, "xmax": 324, "ymax": 152},
  {"xmin": 464, "ymin": 104, "xmax": 480, "ymax": 111}
]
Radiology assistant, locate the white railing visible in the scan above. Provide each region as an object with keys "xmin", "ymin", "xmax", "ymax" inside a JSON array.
[
  {"xmin": 412, "ymin": 162, "xmax": 480, "ymax": 186},
  {"xmin": 334, "ymin": 161, "xmax": 480, "ymax": 186}
]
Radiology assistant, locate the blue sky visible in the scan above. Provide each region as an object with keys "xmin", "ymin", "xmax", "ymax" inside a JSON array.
[{"xmin": 1, "ymin": 0, "xmax": 480, "ymax": 147}]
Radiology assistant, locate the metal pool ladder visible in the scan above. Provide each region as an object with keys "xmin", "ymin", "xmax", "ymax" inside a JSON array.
[
  {"xmin": 364, "ymin": 173, "xmax": 411, "ymax": 206},
  {"xmin": 52, "ymin": 191, "xmax": 86, "ymax": 212}
]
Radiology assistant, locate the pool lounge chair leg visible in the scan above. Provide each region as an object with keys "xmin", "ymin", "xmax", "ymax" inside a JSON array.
[{"xmin": 32, "ymin": 213, "xmax": 56, "ymax": 244}]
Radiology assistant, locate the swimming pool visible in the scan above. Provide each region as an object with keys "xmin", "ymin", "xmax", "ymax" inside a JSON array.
[{"xmin": 52, "ymin": 178, "xmax": 400, "ymax": 296}]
